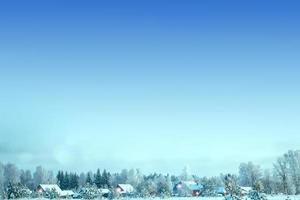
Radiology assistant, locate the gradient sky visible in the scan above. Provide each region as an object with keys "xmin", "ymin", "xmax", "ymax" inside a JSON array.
[{"xmin": 0, "ymin": 0, "xmax": 300, "ymax": 176}]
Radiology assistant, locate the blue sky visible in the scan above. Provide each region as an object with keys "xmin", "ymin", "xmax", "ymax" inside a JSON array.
[{"xmin": 0, "ymin": 0, "xmax": 300, "ymax": 175}]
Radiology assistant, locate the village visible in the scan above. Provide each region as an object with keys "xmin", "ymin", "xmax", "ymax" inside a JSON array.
[
  {"xmin": 34, "ymin": 181, "xmax": 253, "ymax": 199},
  {"xmin": 2, "ymin": 150, "xmax": 300, "ymax": 199}
]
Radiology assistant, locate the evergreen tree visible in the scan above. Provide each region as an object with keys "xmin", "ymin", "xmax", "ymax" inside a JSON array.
[
  {"xmin": 69, "ymin": 173, "xmax": 79, "ymax": 189},
  {"xmin": 6, "ymin": 182, "xmax": 31, "ymax": 199},
  {"xmin": 102, "ymin": 170, "xmax": 111, "ymax": 188},
  {"xmin": 62, "ymin": 172, "xmax": 70, "ymax": 190},
  {"xmin": 20, "ymin": 170, "xmax": 33, "ymax": 190},
  {"xmin": 224, "ymin": 174, "xmax": 240, "ymax": 197},
  {"xmin": 56, "ymin": 171, "xmax": 64, "ymax": 188},
  {"xmin": 157, "ymin": 175, "xmax": 171, "ymax": 197},
  {"xmin": 94, "ymin": 169, "xmax": 102, "ymax": 188},
  {"xmin": 86, "ymin": 173, "xmax": 93, "ymax": 185}
]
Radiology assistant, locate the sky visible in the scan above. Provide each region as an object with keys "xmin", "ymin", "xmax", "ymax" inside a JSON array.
[{"xmin": 0, "ymin": 0, "xmax": 300, "ymax": 176}]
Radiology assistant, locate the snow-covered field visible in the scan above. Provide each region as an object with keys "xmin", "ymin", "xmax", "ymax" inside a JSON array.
[
  {"xmin": 11, "ymin": 196, "xmax": 300, "ymax": 200},
  {"xmin": 119, "ymin": 197, "xmax": 300, "ymax": 200}
]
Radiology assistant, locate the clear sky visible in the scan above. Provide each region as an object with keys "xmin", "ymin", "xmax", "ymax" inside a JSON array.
[{"xmin": 0, "ymin": 0, "xmax": 300, "ymax": 176}]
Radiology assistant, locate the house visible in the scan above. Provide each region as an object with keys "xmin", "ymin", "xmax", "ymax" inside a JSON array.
[
  {"xmin": 116, "ymin": 184, "xmax": 134, "ymax": 195},
  {"xmin": 36, "ymin": 184, "xmax": 74, "ymax": 198},
  {"xmin": 36, "ymin": 184, "xmax": 62, "ymax": 194},
  {"xmin": 174, "ymin": 181, "xmax": 203, "ymax": 196}
]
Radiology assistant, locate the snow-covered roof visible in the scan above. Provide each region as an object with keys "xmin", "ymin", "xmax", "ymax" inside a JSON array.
[
  {"xmin": 100, "ymin": 188, "xmax": 110, "ymax": 194},
  {"xmin": 38, "ymin": 184, "xmax": 62, "ymax": 194},
  {"xmin": 38, "ymin": 184, "xmax": 74, "ymax": 197},
  {"xmin": 60, "ymin": 190, "xmax": 74, "ymax": 197},
  {"xmin": 117, "ymin": 184, "xmax": 134, "ymax": 193}
]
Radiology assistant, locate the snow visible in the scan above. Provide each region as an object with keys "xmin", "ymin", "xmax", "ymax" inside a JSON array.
[
  {"xmin": 38, "ymin": 184, "xmax": 74, "ymax": 197},
  {"xmin": 38, "ymin": 184, "xmax": 62, "ymax": 194},
  {"xmin": 240, "ymin": 187, "xmax": 253, "ymax": 192},
  {"xmin": 100, "ymin": 188, "xmax": 111, "ymax": 194},
  {"xmin": 60, "ymin": 190, "xmax": 75, "ymax": 196},
  {"xmin": 117, "ymin": 184, "xmax": 134, "ymax": 193},
  {"xmin": 11, "ymin": 195, "xmax": 300, "ymax": 200}
]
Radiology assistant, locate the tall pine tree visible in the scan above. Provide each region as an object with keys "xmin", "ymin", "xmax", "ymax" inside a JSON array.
[
  {"xmin": 61, "ymin": 172, "xmax": 70, "ymax": 190},
  {"xmin": 86, "ymin": 173, "xmax": 93, "ymax": 185},
  {"xmin": 102, "ymin": 170, "xmax": 111, "ymax": 188},
  {"xmin": 69, "ymin": 173, "xmax": 79, "ymax": 189},
  {"xmin": 94, "ymin": 169, "xmax": 102, "ymax": 188}
]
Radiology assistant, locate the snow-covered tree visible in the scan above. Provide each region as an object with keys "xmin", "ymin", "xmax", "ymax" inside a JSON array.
[
  {"xmin": 136, "ymin": 177, "xmax": 156, "ymax": 197},
  {"xmin": 273, "ymin": 157, "xmax": 294, "ymax": 194},
  {"xmin": 284, "ymin": 150, "xmax": 300, "ymax": 194},
  {"xmin": 6, "ymin": 182, "xmax": 31, "ymax": 199},
  {"xmin": 201, "ymin": 176, "xmax": 223, "ymax": 196},
  {"xmin": 86, "ymin": 172, "xmax": 93, "ymax": 185},
  {"xmin": 33, "ymin": 166, "xmax": 47, "ymax": 187},
  {"xmin": 262, "ymin": 169, "xmax": 274, "ymax": 194},
  {"xmin": 46, "ymin": 170, "xmax": 56, "ymax": 184},
  {"xmin": 80, "ymin": 183, "xmax": 101, "ymax": 199},
  {"xmin": 69, "ymin": 172, "xmax": 79, "ymax": 189},
  {"xmin": 79, "ymin": 172, "xmax": 86, "ymax": 187},
  {"xmin": 20, "ymin": 170, "xmax": 34, "ymax": 190},
  {"xmin": 156, "ymin": 174, "xmax": 172, "ymax": 197},
  {"xmin": 43, "ymin": 188, "xmax": 59, "ymax": 199},
  {"xmin": 248, "ymin": 190, "xmax": 268, "ymax": 200},
  {"xmin": 127, "ymin": 169, "xmax": 143, "ymax": 189},
  {"xmin": 120, "ymin": 169, "xmax": 129, "ymax": 183},
  {"xmin": 56, "ymin": 170, "xmax": 64, "ymax": 188},
  {"xmin": 0, "ymin": 162, "xmax": 5, "ymax": 198},
  {"xmin": 102, "ymin": 169, "xmax": 112, "ymax": 188},
  {"xmin": 181, "ymin": 166, "xmax": 193, "ymax": 181},
  {"xmin": 3, "ymin": 163, "xmax": 19, "ymax": 188},
  {"xmin": 223, "ymin": 174, "xmax": 239, "ymax": 197},
  {"xmin": 238, "ymin": 162, "xmax": 262, "ymax": 187},
  {"xmin": 94, "ymin": 169, "xmax": 102, "ymax": 188}
]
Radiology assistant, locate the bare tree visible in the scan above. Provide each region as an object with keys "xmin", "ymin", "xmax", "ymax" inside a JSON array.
[
  {"xmin": 33, "ymin": 166, "xmax": 47, "ymax": 187},
  {"xmin": 3, "ymin": 163, "xmax": 19, "ymax": 187},
  {"xmin": 261, "ymin": 169, "xmax": 274, "ymax": 194},
  {"xmin": 238, "ymin": 162, "xmax": 262, "ymax": 187},
  {"xmin": 285, "ymin": 150, "xmax": 300, "ymax": 194},
  {"xmin": 0, "ymin": 162, "xmax": 5, "ymax": 196},
  {"xmin": 273, "ymin": 157, "xmax": 294, "ymax": 194}
]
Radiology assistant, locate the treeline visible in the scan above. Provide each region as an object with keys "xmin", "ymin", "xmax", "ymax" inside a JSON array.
[
  {"xmin": 236, "ymin": 150, "xmax": 300, "ymax": 195},
  {"xmin": 1, "ymin": 150, "xmax": 300, "ymax": 198},
  {"xmin": 56, "ymin": 168, "xmax": 174, "ymax": 197},
  {"xmin": 55, "ymin": 169, "xmax": 112, "ymax": 190}
]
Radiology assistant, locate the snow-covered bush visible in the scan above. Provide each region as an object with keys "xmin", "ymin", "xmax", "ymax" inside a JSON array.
[
  {"xmin": 6, "ymin": 182, "xmax": 31, "ymax": 199},
  {"xmin": 79, "ymin": 184, "xmax": 101, "ymax": 199},
  {"xmin": 43, "ymin": 188, "xmax": 60, "ymax": 199},
  {"xmin": 136, "ymin": 180, "xmax": 157, "ymax": 197},
  {"xmin": 247, "ymin": 190, "xmax": 268, "ymax": 200},
  {"xmin": 224, "ymin": 194, "xmax": 241, "ymax": 200},
  {"xmin": 224, "ymin": 174, "xmax": 240, "ymax": 196}
]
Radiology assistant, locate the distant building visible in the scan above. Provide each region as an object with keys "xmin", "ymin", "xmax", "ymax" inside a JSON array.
[
  {"xmin": 174, "ymin": 181, "xmax": 203, "ymax": 196},
  {"xmin": 115, "ymin": 184, "xmax": 134, "ymax": 195},
  {"xmin": 36, "ymin": 184, "xmax": 74, "ymax": 198},
  {"xmin": 36, "ymin": 184, "xmax": 62, "ymax": 194}
]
